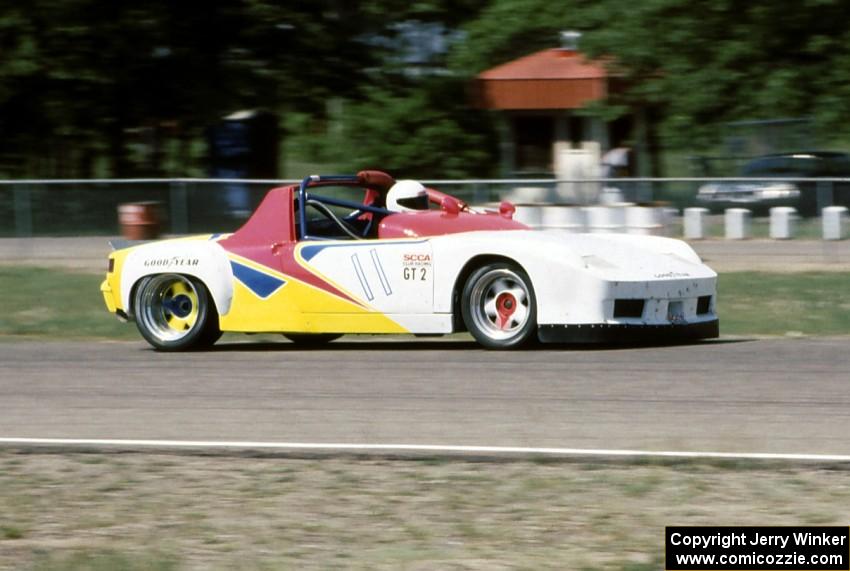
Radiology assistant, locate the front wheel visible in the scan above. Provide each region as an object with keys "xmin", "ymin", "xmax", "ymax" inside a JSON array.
[
  {"xmin": 134, "ymin": 274, "xmax": 221, "ymax": 351},
  {"xmin": 461, "ymin": 262, "xmax": 537, "ymax": 349}
]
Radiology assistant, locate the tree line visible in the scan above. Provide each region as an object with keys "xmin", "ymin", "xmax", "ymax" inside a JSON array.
[{"xmin": 1, "ymin": 0, "xmax": 848, "ymax": 179}]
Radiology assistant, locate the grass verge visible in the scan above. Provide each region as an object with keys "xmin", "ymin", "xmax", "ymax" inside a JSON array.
[
  {"xmin": 1, "ymin": 266, "xmax": 848, "ymax": 340},
  {"xmin": 718, "ymin": 272, "xmax": 850, "ymax": 335},
  {"xmin": 0, "ymin": 266, "xmax": 137, "ymax": 340},
  {"xmin": 665, "ymin": 216, "xmax": 827, "ymax": 240},
  {"xmin": 1, "ymin": 452, "xmax": 849, "ymax": 570}
]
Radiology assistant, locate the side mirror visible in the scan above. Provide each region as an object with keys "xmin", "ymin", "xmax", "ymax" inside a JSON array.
[
  {"xmin": 441, "ymin": 195, "xmax": 461, "ymax": 216},
  {"xmin": 499, "ymin": 201, "xmax": 516, "ymax": 219}
]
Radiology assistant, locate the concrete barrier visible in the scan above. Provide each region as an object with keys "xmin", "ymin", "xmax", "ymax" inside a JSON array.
[
  {"xmin": 583, "ymin": 206, "xmax": 625, "ymax": 234},
  {"xmin": 513, "ymin": 204, "xmax": 544, "ymax": 227},
  {"xmin": 724, "ymin": 208, "xmax": 751, "ymax": 240},
  {"xmin": 684, "ymin": 207, "xmax": 709, "ymax": 240},
  {"xmin": 625, "ymin": 206, "xmax": 664, "ymax": 236},
  {"xmin": 769, "ymin": 207, "xmax": 797, "ymax": 240},
  {"xmin": 508, "ymin": 204, "xmax": 681, "ymax": 237},
  {"xmin": 823, "ymin": 206, "xmax": 848, "ymax": 240},
  {"xmin": 541, "ymin": 206, "xmax": 586, "ymax": 233}
]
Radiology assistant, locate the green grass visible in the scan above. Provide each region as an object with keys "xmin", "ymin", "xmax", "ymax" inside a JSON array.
[
  {"xmin": 0, "ymin": 267, "xmax": 136, "ymax": 339},
  {"xmin": 665, "ymin": 216, "xmax": 826, "ymax": 239},
  {"xmin": 0, "ymin": 266, "xmax": 848, "ymax": 340},
  {"xmin": 0, "ymin": 453, "xmax": 848, "ymax": 570},
  {"xmin": 718, "ymin": 272, "xmax": 850, "ymax": 335},
  {"xmin": 1, "ymin": 525, "xmax": 24, "ymax": 540},
  {"xmin": 28, "ymin": 552, "xmax": 179, "ymax": 571}
]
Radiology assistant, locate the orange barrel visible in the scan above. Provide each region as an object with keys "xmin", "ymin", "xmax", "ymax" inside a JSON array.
[{"xmin": 118, "ymin": 201, "xmax": 161, "ymax": 240}]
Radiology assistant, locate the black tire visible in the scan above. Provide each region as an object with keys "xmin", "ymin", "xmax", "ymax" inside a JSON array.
[
  {"xmin": 282, "ymin": 333, "xmax": 342, "ymax": 345},
  {"xmin": 461, "ymin": 262, "xmax": 537, "ymax": 349},
  {"xmin": 133, "ymin": 274, "xmax": 221, "ymax": 351}
]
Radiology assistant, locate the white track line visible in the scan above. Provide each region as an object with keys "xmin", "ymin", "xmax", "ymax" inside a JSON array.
[{"xmin": 1, "ymin": 438, "xmax": 849, "ymax": 462}]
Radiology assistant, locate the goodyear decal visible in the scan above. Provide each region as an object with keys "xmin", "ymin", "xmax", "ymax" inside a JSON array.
[{"xmin": 230, "ymin": 260, "xmax": 286, "ymax": 299}]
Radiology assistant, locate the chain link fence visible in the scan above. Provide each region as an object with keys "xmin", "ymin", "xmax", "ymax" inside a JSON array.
[{"xmin": 1, "ymin": 177, "xmax": 849, "ymax": 236}]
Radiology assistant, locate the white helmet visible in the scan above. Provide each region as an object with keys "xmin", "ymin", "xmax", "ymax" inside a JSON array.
[{"xmin": 387, "ymin": 180, "xmax": 429, "ymax": 212}]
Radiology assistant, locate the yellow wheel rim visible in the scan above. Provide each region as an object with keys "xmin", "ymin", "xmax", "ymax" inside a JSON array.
[
  {"xmin": 137, "ymin": 274, "xmax": 202, "ymax": 343},
  {"xmin": 161, "ymin": 279, "xmax": 199, "ymax": 332}
]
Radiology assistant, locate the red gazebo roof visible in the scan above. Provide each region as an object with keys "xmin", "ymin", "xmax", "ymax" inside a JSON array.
[{"xmin": 476, "ymin": 48, "xmax": 613, "ymax": 110}]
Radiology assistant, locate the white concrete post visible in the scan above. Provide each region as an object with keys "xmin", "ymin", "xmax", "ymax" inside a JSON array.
[
  {"xmin": 822, "ymin": 206, "xmax": 848, "ymax": 240},
  {"xmin": 724, "ymin": 208, "xmax": 751, "ymax": 240},
  {"xmin": 625, "ymin": 206, "xmax": 664, "ymax": 236},
  {"xmin": 683, "ymin": 207, "xmax": 709, "ymax": 239},
  {"xmin": 541, "ymin": 206, "xmax": 586, "ymax": 233},
  {"xmin": 513, "ymin": 204, "xmax": 544, "ymax": 228},
  {"xmin": 769, "ymin": 207, "xmax": 797, "ymax": 240},
  {"xmin": 583, "ymin": 206, "xmax": 625, "ymax": 233}
]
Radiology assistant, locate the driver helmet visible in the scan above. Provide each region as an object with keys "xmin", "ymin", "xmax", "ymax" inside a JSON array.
[{"xmin": 387, "ymin": 180, "xmax": 429, "ymax": 212}]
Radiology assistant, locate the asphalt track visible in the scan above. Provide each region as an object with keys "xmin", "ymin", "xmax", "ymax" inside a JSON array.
[{"xmin": 1, "ymin": 336, "xmax": 848, "ymax": 457}]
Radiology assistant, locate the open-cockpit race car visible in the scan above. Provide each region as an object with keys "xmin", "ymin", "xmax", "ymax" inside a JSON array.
[{"xmin": 101, "ymin": 170, "xmax": 718, "ymax": 350}]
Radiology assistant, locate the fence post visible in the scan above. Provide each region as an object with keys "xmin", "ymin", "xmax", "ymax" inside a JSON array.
[
  {"xmin": 816, "ymin": 180, "xmax": 833, "ymax": 214},
  {"xmin": 169, "ymin": 180, "xmax": 189, "ymax": 235},
  {"xmin": 639, "ymin": 180, "xmax": 652, "ymax": 204},
  {"xmin": 473, "ymin": 182, "xmax": 488, "ymax": 205},
  {"xmin": 13, "ymin": 184, "xmax": 33, "ymax": 237}
]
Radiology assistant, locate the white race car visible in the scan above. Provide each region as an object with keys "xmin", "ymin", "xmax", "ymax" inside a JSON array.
[{"xmin": 101, "ymin": 171, "xmax": 718, "ymax": 350}]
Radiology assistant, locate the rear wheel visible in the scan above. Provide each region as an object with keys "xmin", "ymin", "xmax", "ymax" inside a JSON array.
[
  {"xmin": 462, "ymin": 262, "xmax": 536, "ymax": 349},
  {"xmin": 134, "ymin": 274, "xmax": 220, "ymax": 351}
]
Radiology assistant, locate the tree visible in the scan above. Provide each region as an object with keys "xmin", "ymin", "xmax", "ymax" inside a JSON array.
[
  {"xmin": 334, "ymin": 79, "xmax": 497, "ymax": 178},
  {"xmin": 450, "ymin": 0, "xmax": 850, "ymax": 150},
  {"xmin": 0, "ymin": 1, "xmax": 423, "ymax": 177}
]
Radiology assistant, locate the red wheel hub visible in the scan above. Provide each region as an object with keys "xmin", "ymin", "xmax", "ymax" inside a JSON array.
[{"xmin": 495, "ymin": 292, "xmax": 517, "ymax": 330}]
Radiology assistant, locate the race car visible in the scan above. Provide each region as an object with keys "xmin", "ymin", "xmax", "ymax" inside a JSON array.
[{"xmin": 100, "ymin": 170, "xmax": 718, "ymax": 350}]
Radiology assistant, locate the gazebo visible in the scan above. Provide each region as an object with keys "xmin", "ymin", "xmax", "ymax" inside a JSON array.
[{"xmin": 475, "ymin": 34, "xmax": 651, "ymax": 181}]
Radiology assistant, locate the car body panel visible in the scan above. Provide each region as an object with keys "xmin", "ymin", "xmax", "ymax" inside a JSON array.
[
  {"xmin": 377, "ymin": 209, "xmax": 526, "ymax": 239},
  {"xmin": 118, "ymin": 236, "xmax": 235, "ymax": 316},
  {"xmin": 427, "ymin": 230, "xmax": 715, "ymax": 326}
]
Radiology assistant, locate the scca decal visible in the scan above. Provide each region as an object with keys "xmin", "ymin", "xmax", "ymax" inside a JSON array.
[{"xmin": 403, "ymin": 253, "xmax": 431, "ymax": 266}]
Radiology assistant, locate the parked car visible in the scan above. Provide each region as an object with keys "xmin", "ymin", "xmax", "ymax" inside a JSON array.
[
  {"xmin": 101, "ymin": 170, "xmax": 718, "ymax": 351},
  {"xmin": 696, "ymin": 152, "xmax": 850, "ymax": 216}
]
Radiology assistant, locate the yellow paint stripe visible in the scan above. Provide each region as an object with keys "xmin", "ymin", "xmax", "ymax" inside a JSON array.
[{"xmin": 219, "ymin": 277, "xmax": 407, "ymax": 334}]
